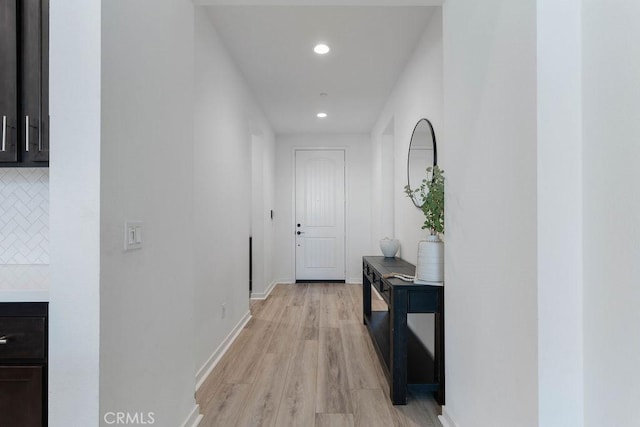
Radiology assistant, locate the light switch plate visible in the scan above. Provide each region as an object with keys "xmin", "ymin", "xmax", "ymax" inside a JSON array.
[{"xmin": 124, "ymin": 221, "xmax": 143, "ymax": 251}]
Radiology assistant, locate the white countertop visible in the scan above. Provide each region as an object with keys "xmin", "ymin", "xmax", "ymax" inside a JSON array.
[{"xmin": 0, "ymin": 265, "xmax": 49, "ymax": 302}]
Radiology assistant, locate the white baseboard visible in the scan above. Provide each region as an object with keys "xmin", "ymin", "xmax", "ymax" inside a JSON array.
[
  {"xmin": 250, "ymin": 279, "xmax": 279, "ymax": 300},
  {"xmin": 438, "ymin": 406, "xmax": 459, "ymax": 427},
  {"xmin": 195, "ymin": 310, "xmax": 252, "ymax": 391},
  {"xmin": 180, "ymin": 404, "xmax": 203, "ymax": 427},
  {"xmin": 347, "ymin": 277, "xmax": 362, "ymax": 284}
]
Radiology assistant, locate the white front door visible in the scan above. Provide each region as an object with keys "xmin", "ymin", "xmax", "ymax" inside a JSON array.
[{"xmin": 295, "ymin": 150, "xmax": 346, "ymax": 281}]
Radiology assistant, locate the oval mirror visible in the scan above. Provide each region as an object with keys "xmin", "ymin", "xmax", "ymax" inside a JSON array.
[{"xmin": 407, "ymin": 118, "xmax": 437, "ymax": 207}]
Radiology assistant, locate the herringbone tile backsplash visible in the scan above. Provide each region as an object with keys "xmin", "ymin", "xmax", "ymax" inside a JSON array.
[{"xmin": 0, "ymin": 169, "xmax": 49, "ymax": 264}]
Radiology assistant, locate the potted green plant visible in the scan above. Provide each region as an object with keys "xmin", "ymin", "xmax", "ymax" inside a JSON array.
[{"xmin": 404, "ymin": 165, "xmax": 445, "ymax": 283}]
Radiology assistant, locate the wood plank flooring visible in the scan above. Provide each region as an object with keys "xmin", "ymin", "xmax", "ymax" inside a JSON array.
[{"xmin": 196, "ymin": 283, "xmax": 442, "ymax": 427}]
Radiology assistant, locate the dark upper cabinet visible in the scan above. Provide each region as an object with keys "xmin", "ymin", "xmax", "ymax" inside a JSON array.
[
  {"xmin": 0, "ymin": 0, "xmax": 49, "ymax": 167},
  {"xmin": 0, "ymin": 0, "xmax": 19, "ymax": 162}
]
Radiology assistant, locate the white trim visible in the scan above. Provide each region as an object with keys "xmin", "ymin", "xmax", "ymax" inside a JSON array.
[
  {"xmin": 347, "ymin": 277, "xmax": 362, "ymax": 285},
  {"xmin": 290, "ymin": 147, "xmax": 297, "ymax": 281},
  {"xmin": 250, "ymin": 279, "xmax": 279, "ymax": 300},
  {"xmin": 180, "ymin": 404, "xmax": 203, "ymax": 427},
  {"xmin": 343, "ymin": 148, "xmax": 350, "ymax": 281},
  {"xmin": 194, "ymin": 1, "xmax": 445, "ymax": 6},
  {"xmin": 438, "ymin": 406, "xmax": 460, "ymax": 427},
  {"xmin": 195, "ymin": 311, "xmax": 252, "ymax": 391}
]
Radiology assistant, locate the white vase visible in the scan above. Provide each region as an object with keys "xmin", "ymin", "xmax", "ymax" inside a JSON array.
[
  {"xmin": 414, "ymin": 235, "xmax": 444, "ymax": 283},
  {"xmin": 379, "ymin": 237, "xmax": 400, "ymax": 258}
]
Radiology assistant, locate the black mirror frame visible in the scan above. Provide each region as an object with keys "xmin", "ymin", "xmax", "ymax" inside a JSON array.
[{"xmin": 407, "ymin": 118, "xmax": 438, "ymax": 208}]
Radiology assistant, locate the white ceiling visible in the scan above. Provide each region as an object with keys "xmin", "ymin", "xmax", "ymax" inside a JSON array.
[{"xmin": 205, "ymin": 6, "xmax": 435, "ymax": 134}]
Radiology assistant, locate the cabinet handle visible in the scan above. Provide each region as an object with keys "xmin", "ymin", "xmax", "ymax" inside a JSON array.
[
  {"xmin": 0, "ymin": 336, "xmax": 7, "ymax": 345},
  {"xmin": 1, "ymin": 116, "xmax": 6, "ymax": 152},
  {"xmin": 39, "ymin": 115, "xmax": 46, "ymax": 152},
  {"xmin": 25, "ymin": 115, "xmax": 29, "ymax": 152}
]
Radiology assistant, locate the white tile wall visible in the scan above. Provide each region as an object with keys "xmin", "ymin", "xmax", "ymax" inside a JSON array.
[{"xmin": 0, "ymin": 169, "xmax": 49, "ymax": 264}]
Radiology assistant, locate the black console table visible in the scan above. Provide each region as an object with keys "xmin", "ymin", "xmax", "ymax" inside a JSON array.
[{"xmin": 362, "ymin": 256, "xmax": 444, "ymax": 405}]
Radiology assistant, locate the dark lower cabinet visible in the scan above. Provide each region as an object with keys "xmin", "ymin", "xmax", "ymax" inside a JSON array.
[
  {"xmin": 0, "ymin": 366, "xmax": 43, "ymax": 427},
  {"xmin": 0, "ymin": 303, "xmax": 48, "ymax": 427}
]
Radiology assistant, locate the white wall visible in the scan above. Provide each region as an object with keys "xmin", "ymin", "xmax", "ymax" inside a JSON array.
[
  {"xmin": 49, "ymin": 0, "xmax": 101, "ymax": 424},
  {"xmin": 582, "ymin": 1, "xmax": 640, "ymax": 426},
  {"xmin": 537, "ymin": 0, "xmax": 584, "ymax": 425},
  {"xmin": 441, "ymin": 1, "xmax": 538, "ymax": 426},
  {"xmin": 250, "ymin": 132, "xmax": 277, "ymax": 299},
  {"xmin": 49, "ymin": 3, "xmax": 277, "ymax": 425},
  {"xmin": 252, "ymin": 137, "xmax": 264, "ymax": 296},
  {"xmin": 370, "ymin": 123, "xmax": 396, "ymax": 254},
  {"xmin": 273, "ymin": 134, "xmax": 371, "ymax": 284},
  {"xmin": 371, "ymin": 12, "xmax": 442, "ymax": 265},
  {"xmin": 370, "ymin": 10, "xmax": 442, "ymax": 354},
  {"xmin": 262, "ymin": 134, "xmax": 276, "ymax": 291},
  {"xmin": 193, "ymin": 9, "xmax": 276, "ymax": 378},
  {"xmin": 100, "ymin": 1, "xmax": 197, "ymax": 425}
]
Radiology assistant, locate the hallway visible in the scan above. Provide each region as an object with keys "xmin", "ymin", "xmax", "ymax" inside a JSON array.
[
  {"xmin": 40, "ymin": 1, "xmax": 640, "ymax": 425},
  {"xmin": 196, "ymin": 283, "xmax": 441, "ymax": 426}
]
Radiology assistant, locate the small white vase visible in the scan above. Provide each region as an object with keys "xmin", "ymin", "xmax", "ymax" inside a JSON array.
[
  {"xmin": 379, "ymin": 237, "xmax": 400, "ymax": 258},
  {"xmin": 414, "ymin": 235, "xmax": 444, "ymax": 283}
]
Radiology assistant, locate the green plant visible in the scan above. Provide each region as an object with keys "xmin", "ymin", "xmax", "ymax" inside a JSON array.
[{"xmin": 404, "ymin": 165, "xmax": 445, "ymax": 235}]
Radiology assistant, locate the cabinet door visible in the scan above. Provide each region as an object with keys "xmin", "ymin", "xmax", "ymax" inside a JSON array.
[
  {"xmin": 20, "ymin": 0, "xmax": 48, "ymax": 163},
  {"xmin": 0, "ymin": 0, "xmax": 18, "ymax": 162},
  {"xmin": 0, "ymin": 366, "xmax": 43, "ymax": 427}
]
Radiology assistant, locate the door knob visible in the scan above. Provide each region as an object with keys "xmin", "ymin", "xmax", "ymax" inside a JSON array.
[
  {"xmin": 297, "ymin": 231, "xmax": 305, "ymax": 235},
  {"xmin": 297, "ymin": 223, "xmax": 301, "ymax": 227}
]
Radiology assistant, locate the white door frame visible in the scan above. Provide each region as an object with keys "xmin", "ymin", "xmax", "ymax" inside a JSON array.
[{"xmin": 291, "ymin": 147, "xmax": 348, "ymax": 282}]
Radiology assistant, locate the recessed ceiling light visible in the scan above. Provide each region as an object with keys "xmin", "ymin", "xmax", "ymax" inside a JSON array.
[
  {"xmin": 314, "ymin": 44, "xmax": 330, "ymax": 55},
  {"xmin": 317, "ymin": 112, "xmax": 328, "ymax": 118}
]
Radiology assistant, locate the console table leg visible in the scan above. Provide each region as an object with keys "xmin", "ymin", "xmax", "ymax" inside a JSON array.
[
  {"xmin": 435, "ymin": 311, "xmax": 445, "ymax": 405},
  {"xmin": 390, "ymin": 288, "xmax": 408, "ymax": 405},
  {"xmin": 362, "ymin": 269, "xmax": 371, "ymax": 323},
  {"xmin": 435, "ymin": 289, "xmax": 445, "ymax": 405}
]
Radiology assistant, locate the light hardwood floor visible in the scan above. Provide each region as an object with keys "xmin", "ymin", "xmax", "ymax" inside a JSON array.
[{"xmin": 196, "ymin": 283, "xmax": 442, "ymax": 427}]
